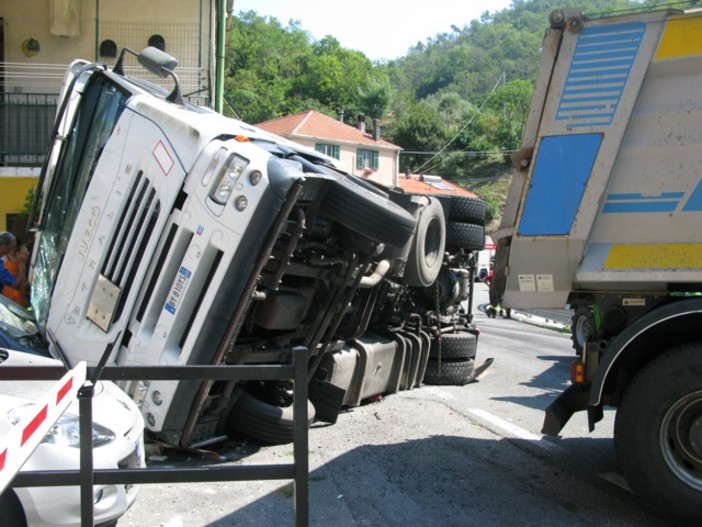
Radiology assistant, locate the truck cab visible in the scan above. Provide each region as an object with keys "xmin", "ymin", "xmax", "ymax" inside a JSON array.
[{"xmin": 29, "ymin": 47, "xmax": 486, "ymax": 448}]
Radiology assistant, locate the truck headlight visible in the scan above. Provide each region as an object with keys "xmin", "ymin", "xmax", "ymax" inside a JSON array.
[{"xmin": 209, "ymin": 154, "xmax": 249, "ymax": 205}]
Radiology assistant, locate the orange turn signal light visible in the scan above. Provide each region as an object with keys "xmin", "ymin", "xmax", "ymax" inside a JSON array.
[{"xmin": 571, "ymin": 360, "xmax": 585, "ymax": 384}]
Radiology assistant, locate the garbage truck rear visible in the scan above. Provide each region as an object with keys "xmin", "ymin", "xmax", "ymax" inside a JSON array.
[{"xmin": 494, "ymin": 7, "xmax": 702, "ymax": 523}]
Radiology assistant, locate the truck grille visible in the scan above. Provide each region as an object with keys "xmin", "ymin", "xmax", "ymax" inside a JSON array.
[{"xmin": 101, "ymin": 170, "xmax": 160, "ymax": 323}]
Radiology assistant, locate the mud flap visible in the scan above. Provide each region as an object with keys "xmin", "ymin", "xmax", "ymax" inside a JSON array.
[
  {"xmin": 308, "ymin": 378, "xmax": 347, "ymax": 424},
  {"xmin": 468, "ymin": 357, "xmax": 494, "ymax": 382},
  {"xmin": 541, "ymin": 383, "xmax": 590, "ymax": 435}
]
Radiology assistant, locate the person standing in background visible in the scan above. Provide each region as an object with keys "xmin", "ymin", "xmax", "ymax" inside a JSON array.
[{"xmin": 0, "ymin": 231, "xmax": 29, "ymax": 307}]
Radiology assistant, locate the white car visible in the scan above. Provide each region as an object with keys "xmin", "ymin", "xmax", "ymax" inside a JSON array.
[{"xmin": 0, "ymin": 346, "xmax": 145, "ymax": 527}]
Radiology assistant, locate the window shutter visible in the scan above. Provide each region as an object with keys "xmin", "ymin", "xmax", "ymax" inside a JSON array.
[
  {"xmin": 333, "ymin": 145, "xmax": 340, "ymax": 159},
  {"xmin": 372, "ymin": 151, "xmax": 379, "ymax": 169},
  {"xmin": 315, "ymin": 144, "xmax": 324, "ymax": 153},
  {"xmin": 356, "ymin": 150, "xmax": 364, "ymax": 169}
]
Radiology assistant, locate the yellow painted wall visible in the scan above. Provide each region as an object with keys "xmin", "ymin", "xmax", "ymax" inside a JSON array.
[{"xmin": 0, "ymin": 177, "xmax": 37, "ymax": 230}]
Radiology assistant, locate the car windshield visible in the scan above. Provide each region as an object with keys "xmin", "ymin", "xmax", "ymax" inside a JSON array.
[{"xmin": 31, "ymin": 73, "xmax": 129, "ymax": 331}]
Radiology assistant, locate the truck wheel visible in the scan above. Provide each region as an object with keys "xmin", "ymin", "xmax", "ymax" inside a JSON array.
[
  {"xmin": 614, "ymin": 344, "xmax": 702, "ymax": 524},
  {"xmin": 423, "ymin": 358, "xmax": 475, "ymax": 385},
  {"xmin": 227, "ymin": 387, "xmax": 316, "ymax": 445},
  {"xmin": 404, "ymin": 197, "xmax": 446, "ymax": 287},
  {"xmin": 448, "ymin": 196, "xmax": 486, "ymax": 225},
  {"xmin": 446, "ymin": 222, "xmax": 484, "ymax": 251},
  {"xmin": 570, "ymin": 306, "xmax": 593, "ymax": 355},
  {"xmin": 0, "ymin": 489, "xmax": 26, "ymax": 527},
  {"xmin": 319, "ymin": 175, "xmax": 417, "ymax": 248},
  {"xmin": 429, "ymin": 332, "xmax": 477, "ymax": 360}
]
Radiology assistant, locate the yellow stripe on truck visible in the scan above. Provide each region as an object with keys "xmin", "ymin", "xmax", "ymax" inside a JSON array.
[
  {"xmin": 605, "ymin": 243, "xmax": 702, "ymax": 269},
  {"xmin": 656, "ymin": 16, "xmax": 702, "ymax": 60}
]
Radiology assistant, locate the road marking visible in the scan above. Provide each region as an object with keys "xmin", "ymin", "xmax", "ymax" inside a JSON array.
[
  {"xmin": 422, "ymin": 386, "xmax": 455, "ymax": 401},
  {"xmin": 468, "ymin": 408, "xmax": 564, "ymax": 453}
]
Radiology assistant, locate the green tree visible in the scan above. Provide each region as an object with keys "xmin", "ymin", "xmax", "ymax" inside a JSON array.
[
  {"xmin": 390, "ymin": 101, "xmax": 448, "ymax": 175},
  {"xmin": 484, "ymin": 79, "xmax": 534, "ymax": 149}
]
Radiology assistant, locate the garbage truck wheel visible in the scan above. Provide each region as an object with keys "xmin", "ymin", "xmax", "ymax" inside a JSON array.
[
  {"xmin": 570, "ymin": 306, "xmax": 593, "ymax": 355},
  {"xmin": 614, "ymin": 344, "xmax": 702, "ymax": 524}
]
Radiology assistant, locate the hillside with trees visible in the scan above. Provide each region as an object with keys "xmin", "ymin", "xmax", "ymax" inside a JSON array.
[{"xmin": 227, "ymin": 0, "xmax": 695, "ymax": 223}]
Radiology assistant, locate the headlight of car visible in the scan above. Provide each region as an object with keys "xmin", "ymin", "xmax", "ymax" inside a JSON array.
[{"xmin": 9, "ymin": 404, "xmax": 116, "ymax": 448}]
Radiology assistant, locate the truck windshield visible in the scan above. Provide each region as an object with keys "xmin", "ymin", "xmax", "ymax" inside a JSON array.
[{"xmin": 32, "ymin": 74, "xmax": 129, "ymax": 330}]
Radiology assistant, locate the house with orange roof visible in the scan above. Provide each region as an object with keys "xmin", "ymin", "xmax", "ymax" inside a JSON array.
[
  {"xmin": 256, "ymin": 110, "xmax": 401, "ymax": 187},
  {"xmin": 396, "ymin": 173, "xmax": 480, "ymax": 198}
]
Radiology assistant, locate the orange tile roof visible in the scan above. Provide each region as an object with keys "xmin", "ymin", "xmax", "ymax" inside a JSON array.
[
  {"xmin": 396, "ymin": 175, "xmax": 479, "ymax": 198},
  {"xmin": 256, "ymin": 110, "xmax": 400, "ymax": 149}
]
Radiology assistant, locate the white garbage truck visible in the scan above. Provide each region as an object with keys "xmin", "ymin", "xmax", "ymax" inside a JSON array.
[
  {"xmin": 26, "ymin": 47, "xmax": 488, "ymax": 450},
  {"xmin": 493, "ymin": 7, "xmax": 702, "ymax": 523}
]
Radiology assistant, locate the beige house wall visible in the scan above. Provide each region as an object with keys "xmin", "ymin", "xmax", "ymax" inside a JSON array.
[
  {"xmin": 2, "ymin": 0, "xmax": 213, "ymax": 97},
  {"xmin": 289, "ymin": 137, "xmax": 399, "ymax": 188}
]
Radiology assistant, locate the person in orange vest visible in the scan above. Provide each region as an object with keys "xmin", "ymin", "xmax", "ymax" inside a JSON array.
[{"xmin": 0, "ymin": 231, "xmax": 29, "ymax": 307}]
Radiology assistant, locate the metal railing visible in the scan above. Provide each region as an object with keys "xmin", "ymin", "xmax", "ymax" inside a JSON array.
[
  {"xmin": 5, "ymin": 347, "xmax": 310, "ymax": 527},
  {"xmin": 0, "ymin": 93, "xmax": 58, "ymax": 166}
]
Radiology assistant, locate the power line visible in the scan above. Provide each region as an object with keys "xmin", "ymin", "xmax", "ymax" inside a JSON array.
[{"xmin": 413, "ymin": 72, "xmax": 506, "ymax": 174}]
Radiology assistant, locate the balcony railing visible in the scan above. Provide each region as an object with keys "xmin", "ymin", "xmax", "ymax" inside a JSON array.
[
  {"xmin": 0, "ymin": 60, "xmax": 211, "ymax": 167},
  {"xmin": 0, "ymin": 92, "xmax": 58, "ymax": 167}
]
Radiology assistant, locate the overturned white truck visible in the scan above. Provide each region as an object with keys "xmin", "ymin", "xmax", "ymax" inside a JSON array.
[
  {"xmin": 494, "ymin": 7, "xmax": 702, "ymax": 523},
  {"xmin": 28, "ymin": 47, "xmax": 488, "ymax": 449}
]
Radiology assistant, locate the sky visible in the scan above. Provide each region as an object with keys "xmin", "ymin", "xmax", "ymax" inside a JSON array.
[{"xmin": 231, "ymin": 0, "xmax": 515, "ymax": 62}]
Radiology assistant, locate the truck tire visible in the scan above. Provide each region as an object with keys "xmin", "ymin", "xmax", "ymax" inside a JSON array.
[
  {"xmin": 404, "ymin": 197, "xmax": 446, "ymax": 287},
  {"xmin": 448, "ymin": 196, "xmax": 486, "ymax": 225},
  {"xmin": 429, "ymin": 332, "xmax": 477, "ymax": 360},
  {"xmin": 446, "ymin": 222, "xmax": 484, "ymax": 251},
  {"xmin": 227, "ymin": 387, "xmax": 316, "ymax": 445},
  {"xmin": 614, "ymin": 344, "xmax": 702, "ymax": 524},
  {"xmin": 319, "ymin": 175, "xmax": 417, "ymax": 248},
  {"xmin": 423, "ymin": 358, "xmax": 475, "ymax": 385}
]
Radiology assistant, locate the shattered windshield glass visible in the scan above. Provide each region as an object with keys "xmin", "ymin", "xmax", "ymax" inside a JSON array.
[
  {"xmin": 0, "ymin": 295, "xmax": 47, "ymax": 353},
  {"xmin": 32, "ymin": 74, "xmax": 129, "ymax": 330}
]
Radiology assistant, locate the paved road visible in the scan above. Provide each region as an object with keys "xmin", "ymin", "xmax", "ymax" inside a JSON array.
[{"xmin": 120, "ymin": 284, "xmax": 672, "ymax": 527}]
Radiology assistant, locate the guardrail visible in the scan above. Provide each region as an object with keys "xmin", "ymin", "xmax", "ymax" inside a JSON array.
[{"xmin": 2, "ymin": 347, "xmax": 310, "ymax": 527}]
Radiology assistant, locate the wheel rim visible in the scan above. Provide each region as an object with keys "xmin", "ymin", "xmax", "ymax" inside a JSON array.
[
  {"xmin": 659, "ymin": 390, "xmax": 702, "ymax": 491},
  {"xmin": 574, "ymin": 314, "xmax": 591, "ymax": 349},
  {"xmin": 424, "ymin": 217, "xmax": 443, "ymax": 267}
]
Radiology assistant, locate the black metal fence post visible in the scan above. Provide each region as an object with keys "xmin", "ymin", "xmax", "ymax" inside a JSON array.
[{"xmin": 5, "ymin": 345, "xmax": 310, "ymax": 527}]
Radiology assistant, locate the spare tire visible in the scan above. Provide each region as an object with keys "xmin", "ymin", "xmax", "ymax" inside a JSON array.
[
  {"xmin": 319, "ymin": 175, "xmax": 417, "ymax": 248},
  {"xmin": 404, "ymin": 197, "xmax": 446, "ymax": 287}
]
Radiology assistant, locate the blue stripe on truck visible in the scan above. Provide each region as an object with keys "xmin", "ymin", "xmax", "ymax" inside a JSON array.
[
  {"xmin": 556, "ymin": 22, "xmax": 645, "ymax": 127},
  {"xmin": 518, "ymin": 134, "xmax": 602, "ymax": 236}
]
